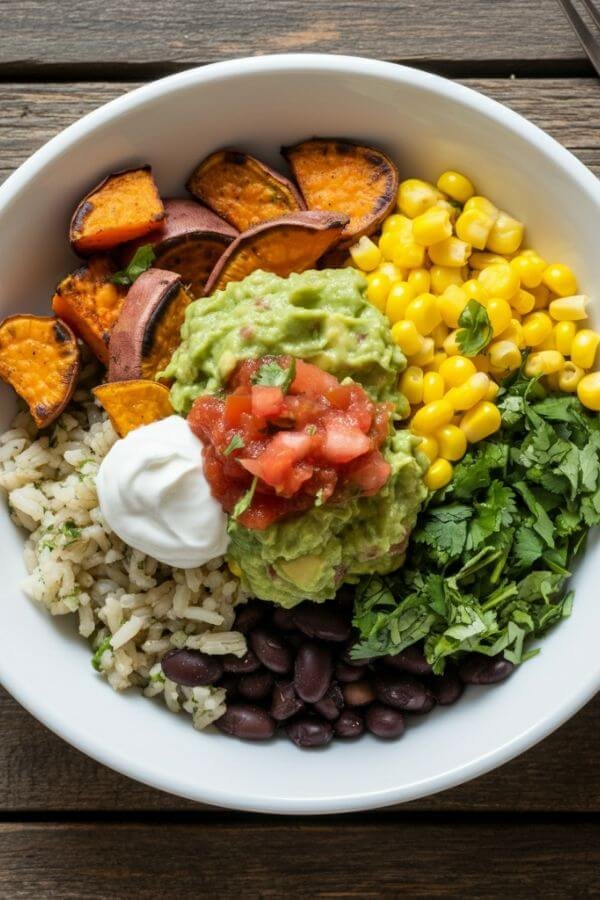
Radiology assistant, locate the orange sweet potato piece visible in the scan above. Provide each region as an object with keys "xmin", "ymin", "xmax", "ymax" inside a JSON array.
[
  {"xmin": 204, "ymin": 211, "xmax": 349, "ymax": 295},
  {"xmin": 187, "ymin": 149, "xmax": 305, "ymax": 232},
  {"xmin": 93, "ymin": 380, "xmax": 172, "ymax": 437},
  {"xmin": 108, "ymin": 268, "xmax": 192, "ymax": 382},
  {"xmin": 121, "ymin": 199, "xmax": 237, "ymax": 297},
  {"xmin": 0, "ymin": 315, "xmax": 80, "ymax": 428},
  {"xmin": 70, "ymin": 166, "xmax": 165, "ymax": 255},
  {"xmin": 282, "ymin": 139, "xmax": 398, "ymax": 246},
  {"xmin": 51, "ymin": 256, "xmax": 126, "ymax": 365}
]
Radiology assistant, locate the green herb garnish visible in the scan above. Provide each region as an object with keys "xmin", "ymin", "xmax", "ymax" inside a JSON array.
[
  {"xmin": 223, "ymin": 434, "xmax": 245, "ymax": 456},
  {"xmin": 60, "ymin": 520, "xmax": 81, "ymax": 544},
  {"xmin": 456, "ymin": 299, "xmax": 493, "ymax": 356},
  {"xmin": 252, "ymin": 357, "xmax": 296, "ymax": 393},
  {"xmin": 91, "ymin": 636, "xmax": 112, "ymax": 672},
  {"xmin": 232, "ymin": 477, "xmax": 258, "ymax": 520},
  {"xmin": 110, "ymin": 244, "xmax": 155, "ymax": 286}
]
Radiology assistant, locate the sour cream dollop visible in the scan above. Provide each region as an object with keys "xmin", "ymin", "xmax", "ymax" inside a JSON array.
[{"xmin": 96, "ymin": 415, "xmax": 229, "ymax": 568}]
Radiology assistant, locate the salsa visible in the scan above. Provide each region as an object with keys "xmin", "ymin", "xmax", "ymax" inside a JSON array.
[{"xmin": 188, "ymin": 356, "xmax": 393, "ymax": 529}]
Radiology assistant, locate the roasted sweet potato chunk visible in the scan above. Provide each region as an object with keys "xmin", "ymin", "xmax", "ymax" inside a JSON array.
[
  {"xmin": 282, "ymin": 139, "xmax": 398, "ymax": 246},
  {"xmin": 108, "ymin": 268, "xmax": 192, "ymax": 382},
  {"xmin": 51, "ymin": 256, "xmax": 126, "ymax": 364},
  {"xmin": 70, "ymin": 166, "xmax": 165, "ymax": 255},
  {"xmin": 187, "ymin": 149, "xmax": 305, "ymax": 232},
  {"xmin": 121, "ymin": 199, "xmax": 237, "ymax": 297},
  {"xmin": 204, "ymin": 211, "xmax": 348, "ymax": 294},
  {"xmin": 93, "ymin": 379, "xmax": 172, "ymax": 437},
  {"xmin": 0, "ymin": 315, "xmax": 80, "ymax": 428}
]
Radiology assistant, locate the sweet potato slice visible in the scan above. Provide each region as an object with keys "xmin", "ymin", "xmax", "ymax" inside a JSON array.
[
  {"xmin": 121, "ymin": 199, "xmax": 237, "ymax": 297},
  {"xmin": 51, "ymin": 256, "xmax": 126, "ymax": 365},
  {"xmin": 204, "ymin": 211, "xmax": 349, "ymax": 294},
  {"xmin": 187, "ymin": 149, "xmax": 305, "ymax": 232},
  {"xmin": 70, "ymin": 166, "xmax": 165, "ymax": 255},
  {"xmin": 93, "ymin": 380, "xmax": 172, "ymax": 437},
  {"xmin": 108, "ymin": 268, "xmax": 192, "ymax": 382},
  {"xmin": 0, "ymin": 315, "xmax": 80, "ymax": 428},
  {"xmin": 282, "ymin": 139, "xmax": 398, "ymax": 246}
]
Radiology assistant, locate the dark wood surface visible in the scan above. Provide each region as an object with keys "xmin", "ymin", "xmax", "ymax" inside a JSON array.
[{"xmin": 1, "ymin": 3, "xmax": 599, "ymax": 896}]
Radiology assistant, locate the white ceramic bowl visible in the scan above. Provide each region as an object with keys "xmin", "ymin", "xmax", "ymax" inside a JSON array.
[{"xmin": 0, "ymin": 55, "xmax": 598, "ymax": 814}]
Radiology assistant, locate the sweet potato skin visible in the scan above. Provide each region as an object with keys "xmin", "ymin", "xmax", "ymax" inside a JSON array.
[
  {"xmin": 70, "ymin": 166, "xmax": 165, "ymax": 256},
  {"xmin": 187, "ymin": 149, "xmax": 305, "ymax": 232},
  {"xmin": 93, "ymin": 379, "xmax": 172, "ymax": 437},
  {"xmin": 204, "ymin": 210, "xmax": 349, "ymax": 295},
  {"xmin": 108, "ymin": 268, "xmax": 192, "ymax": 382},
  {"xmin": 282, "ymin": 139, "xmax": 399, "ymax": 246},
  {"xmin": 52, "ymin": 255, "xmax": 126, "ymax": 364},
  {"xmin": 0, "ymin": 315, "xmax": 80, "ymax": 428}
]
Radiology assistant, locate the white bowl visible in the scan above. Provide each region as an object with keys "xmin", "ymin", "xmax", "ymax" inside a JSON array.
[{"xmin": 0, "ymin": 54, "xmax": 598, "ymax": 814}]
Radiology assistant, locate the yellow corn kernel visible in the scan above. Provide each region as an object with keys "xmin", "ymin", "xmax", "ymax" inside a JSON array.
[
  {"xmin": 558, "ymin": 362, "xmax": 585, "ymax": 393},
  {"xmin": 522, "ymin": 311, "xmax": 553, "ymax": 347},
  {"xmin": 422, "ymin": 371, "xmax": 445, "ymax": 404},
  {"xmin": 542, "ymin": 263, "xmax": 578, "ymax": 297},
  {"xmin": 228, "ymin": 558, "xmax": 242, "ymax": 578},
  {"xmin": 460, "ymin": 401, "xmax": 502, "ymax": 443},
  {"xmin": 366, "ymin": 272, "xmax": 391, "ymax": 312},
  {"xmin": 510, "ymin": 288, "xmax": 535, "ymax": 316},
  {"xmin": 499, "ymin": 318, "xmax": 525, "ymax": 349},
  {"xmin": 382, "ymin": 214, "xmax": 413, "ymax": 235},
  {"xmin": 510, "ymin": 252, "xmax": 546, "ymax": 288},
  {"xmin": 524, "ymin": 350, "xmax": 565, "ymax": 377},
  {"xmin": 424, "ymin": 458, "xmax": 453, "ymax": 491},
  {"xmin": 548, "ymin": 294, "xmax": 589, "ymax": 322},
  {"xmin": 386, "ymin": 282, "xmax": 415, "ymax": 323},
  {"xmin": 554, "ymin": 321, "xmax": 577, "ymax": 356},
  {"xmin": 446, "ymin": 372, "xmax": 491, "ymax": 411},
  {"xmin": 577, "ymin": 372, "xmax": 600, "ymax": 411},
  {"xmin": 571, "ymin": 329, "xmax": 600, "ymax": 370},
  {"xmin": 418, "ymin": 435, "xmax": 439, "ymax": 464},
  {"xmin": 397, "ymin": 179, "xmax": 442, "ymax": 218},
  {"xmin": 489, "ymin": 340, "xmax": 521, "ymax": 371},
  {"xmin": 391, "ymin": 320, "xmax": 423, "ymax": 356},
  {"xmin": 378, "ymin": 232, "xmax": 400, "ymax": 262},
  {"xmin": 425, "ymin": 351, "xmax": 448, "ymax": 373},
  {"xmin": 455, "ymin": 207, "xmax": 495, "ymax": 251},
  {"xmin": 400, "ymin": 366, "xmax": 425, "ymax": 405},
  {"xmin": 464, "ymin": 196, "xmax": 498, "ymax": 220},
  {"xmin": 430, "ymin": 265, "xmax": 463, "ymax": 295},
  {"xmin": 408, "ymin": 336, "xmax": 436, "ymax": 367},
  {"xmin": 407, "ymin": 267, "xmax": 431, "ymax": 293},
  {"xmin": 429, "ymin": 236, "xmax": 471, "ymax": 268},
  {"xmin": 436, "ymin": 198, "xmax": 460, "ymax": 224},
  {"xmin": 443, "ymin": 330, "xmax": 461, "ymax": 356},
  {"xmin": 473, "ymin": 354, "xmax": 491, "ymax": 373},
  {"xmin": 537, "ymin": 332, "xmax": 557, "ymax": 351},
  {"xmin": 469, "ymin": 251, "xmax": 507, "ymax": 270},
  {"xmin": 393, "ymin": 239, "xmax": 426, "ymax": 269},
  {"xmin": 478, "ymin": 262, "xmax": 520, "ymax": 300},
  {"xmin": 350, "ymin": 235, "xmax": 381, "ymax": 271},
  {"xmin": 438, "ymin": 285, "xmax": 468, "ymax": 328},
  {"xmin": 531, "ymin": 283, "xmax": 551, "ymax": 309},
  {"xmin": 435, "ymin": 423, "xmax": 467, "ymax": 461},
  {"xmin": 545, "ymin": 373, "xmax": 561, "ymax": 391},
  {"xmin": 411, "ymin": 398, "xmax": 454, "ymax": 435},
  {"xmin": 486, "ymin": 297, "xmax": 513, "ymax": 337},
  {"xmin": 486, "ymin": 380, "xmax": 500, "ymax": 400},
  {"xmin": 412, "ymin": 206, "xmax": 452, "ymax": 247},
  {"xmin": 405, "ymin": 292, "xmax": 442, "ymax": 335},
  {"xmin": 486, "ymin": 210, "xmax": 524, "ymax": 255},
  {"xmin": 431, "ymin": 321, "xmax": 450, "ymax": 349},
  {"xmin": 439, "ymin": 355, "xmax": 476, "ymax": 386},
  {"xmin": 437, "ymin": 170, "xmax": 475, "ymax": 203},
  {"xmin": 377, "ymin": 261, "xmax": 406, "ymax": 284},
  {"xmin": 461, "ymin": 278, "xmax": 488, "ymax": 303}
]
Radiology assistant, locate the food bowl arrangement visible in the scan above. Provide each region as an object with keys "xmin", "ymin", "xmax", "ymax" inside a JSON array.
[{"xmin": 0, "ymin": 54, "xmax": 598, "ymax": 814}]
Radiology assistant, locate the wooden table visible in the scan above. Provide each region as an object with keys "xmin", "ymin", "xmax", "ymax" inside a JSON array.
[{"xmin": 1, "ymin": 2, "xmax": 599, "ymax": 895}]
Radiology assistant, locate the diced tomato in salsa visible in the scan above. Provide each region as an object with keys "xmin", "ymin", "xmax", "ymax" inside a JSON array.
[{"xmin": 187, "ymin": 355, "xmax": 392, "ymax": 529}]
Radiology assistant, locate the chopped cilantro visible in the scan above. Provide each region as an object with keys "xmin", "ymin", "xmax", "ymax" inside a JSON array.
[
  {"xmin": 252, "ymin": 357, "xmax": 296, "ymax": 392},
  {"xmin": 232, "ymin": 477, "xmax": 258, "ymax": 520},
  {"xmin": 223, "ymin": 434, "xmax": 245, "ymax": 456},
  {"xmin": 110, "ymin": 244, "xmax": 155, "ymax": 286},
  {"xmin": 91, "ymin": 636, "xmax": 112, "ymax": 672},
  {"xmin": 456, "ymin": 300, "xmax": 493, "ymax": 356},
  {"xmin": 60, "ymin": 520, "xmax": 81, "ymax": 544}
]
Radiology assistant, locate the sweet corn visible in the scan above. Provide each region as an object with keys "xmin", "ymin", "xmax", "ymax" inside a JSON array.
[
  {"xmin": 443, "ymin": 330, "xmax": 461, "ymax": 356},
  {"xmin": 461, "ymin": 278, "xmax": 488, "ymax": 303},
  {"xmin": 486, "ymin": 380, "xmax": 500, "ymax": 400},
  {"xmin": 545, "ymin": 373, "xmax": 561, "ymax": 392},
  {"xmin": 437, "ymin": 170, "xmax": 475, "ymax": 203},
  {"xmin": 412, "ymin": 206, "xmax": 452, "ymax": 246},
  {"xmin": 407, "ymin": 267, "xmax": 431, "ymax": 293},
  {"xmin": 439, "ymin": 355, "xmax": 477, "ymax": 386},
  {"xmin": 486, "ymin": 297, "xmax": 513, "ymax": 337},
  {"xmin": 429, "ymin": 236, "xmax": 471, "ymax": 268},
  {"xmin": 469, "ymin": 251, "xmax": 507, "ymax": 270},
  {"xmin": 418, "ymin": 435, "xmax": 439, "ymax": 463},
  {"xmin": 524, "ymin": 350, "xmax": 565, "ymax": 377},
  {"xmin": 405, "ymin": 293, "xmax": 442, "ymax": 335},
  {"xmin": 455, "ymin": 207, "xmax": 495, "ymax": 250},
  {"xmin": 577, "ymin": 372, "xmax": 600, "ymax": 411},
  {"xmin": 366, "ymin": 272, "xmax": 391, "ymax": 312},
  {"xmin": 411, "ymin": 398, "xmax": 454, "ymax": 434},
  {"xmin": 542, "ymin": 263, "xmax": 578, "ymax": 297},
  {"xmin": 398, "ymin": 179, "xmax": 441, "ymax": 218},
  {"xmin": 464, "ymin": 196, "xmax": 499, "ymax": 220},
  {"xmin": 558, "ymin": 362, "xmax": 585, "ymax": 393},
  {"xmin": 436, "ymin": 423, "xmax": 467, "ymax": 461},
  {"xmin": 382, "ymin": 214, "xmax": 412, "ymax": 235},
  {"xmin": 478, "ymin": 262, "xmax": 520, "ymax": 300},
  {"xmin": 377, "ymin": 261, "xmax": 405, "ymax": 283},
  {"xmin": 554, "ymin": 321, "xmax": 577, "ymax": 356},
  {"xmin": 438, "ymin": 285, "xmax": 468, "ymax": 328},
  {"xmin": 393, "ymin": 239, "xmax": 426, "ymax": 269},
  {"xmin": 400, "ymin": 365, "xmax": 425, "ymax": 405},
  {"xmin": 473, "ymin": 354, "xmax": 491, "ymax": 373},
  {"xmin": 510, "ymin": 289, "xmax": 535, "ymax": 316},
  {"xmin": 386, "ymin": 282, "xmax": 415, "ymax": 323},
  {"xmin": 548, "ymin": 294, "xmax": 589, "ymax": 322},
  {"xmin": 391, "ymin": 320, "xmax": 423, "ymax": 356},
  {"xmin": 408, "ymin": 336, "xmax": 436, "ymax": 367},
  {"xmin": 228, "ymin": 559, "xmax": 242, "ymax": 577},
  {"xmin": 422, "ymin": 371, "xmax": 445, "ymax": 404},
  {"xmin": 571, "ymin": 329, "xmax": 600, "ymax": 370},
  {"xmin": 446, "ymin": 372, "xmax": 491, "ymax": 411},
  {"xmin": 537, "ymin": 332, "xmax": 557, "ymax": 351},
  {"xmin": 499, "ymin": 318, "xmax": 525, "ymax": 349},
  {"xmin": 522, "ymin": 311, "xmax": 553, "ymax": 347},
  {"xmin": 510, "ymin": 252, "xmax": 546, "ymax": 288},
  {"xmin": 460, "ymin": 401, "xmax": 502, "ymax": 443},
  {"xmin": 425, "ymin": 351, "xmax": 449, "ymax": 372},
  {"xmin": 430, "ymin": 265, "xmax": 463, "ymax": 294},
  {"xmin": 431, "ymin": 321, "xmax": 450, "ymax": 349},
  {"xmin": 350, "ymin": 235, "xmax": 381, "ymax": 271},
  {"xmin": 424, "ymin": 458, "xmax": 454, "ymax": 491},
  {"xmin": 486, "ymin": 210, "xmax": 524, "ymax": 255},
  {"xmin": 489, "ymin": 340, "xmax": 521, "ymax": 371},
  {"xmin": 531, "ymin": 283, "xmax": 551, "ymax": 309}
]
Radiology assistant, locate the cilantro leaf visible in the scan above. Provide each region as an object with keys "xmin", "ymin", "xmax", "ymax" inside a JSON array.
[
  {"xmin": 456, "ymin": 300, "xmax": 493, "ymax": 356},
  {"xmin": 91, "ymin": 636, "xmax": 112, "ymax": 672},
  {"xmin": 110, "ymin": 244, "xmax": 155, "ymax": 286},
  {"xmin": 231, "ymin": 477, "xmax": 258, "ymax": 520},
  {"xmin": 252, "ymin": 357, "xmax": 297, "ymax": 392},
  {"xmin": 412, "ymin": 504, "xmax": 472, "ymax": 566},
  {"xmin": 223, "ymin": 434, "xmax": 245, "ymax": 456}
]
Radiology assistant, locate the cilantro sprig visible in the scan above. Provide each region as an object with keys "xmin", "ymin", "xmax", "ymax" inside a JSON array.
[
  {"xmin": 223, "ymin": 434, "xmax": 245, "ymax": 457},
  {"xmin": 252, "ymin": 357, "xmax": 296, "ymax": 392},
  {"xmin": 110, "ymin": 244, "xmax": 155, "ymax": 286},
  {"xmin": 456, "ymin": 299, "xmax": 493, "ymax": 356},
  {"xmin": 232, "ymin": 477, "xmax": 258, "ymax": 521}
]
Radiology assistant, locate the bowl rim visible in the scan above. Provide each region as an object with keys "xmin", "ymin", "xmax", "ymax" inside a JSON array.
[{"xmin": 0, "ymin": 53, "xmax": 598, "ymax": 814}]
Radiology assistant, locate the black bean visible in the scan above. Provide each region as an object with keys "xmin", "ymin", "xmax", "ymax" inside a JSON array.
[
  {"xmin": 271, "ymin": 681, "xmax": 305, "ymax": 721},
  {"xmin": 161, "ymin": 649, "xmax": 223, "ymax": 686},
  {"xmin": 218, "ymin": 674, "xmax": 240, "ymax": 701},
  {"xmin": 342, "ymin": 680, "xmax": 376, "ymax": 707},
  {"xmin": 383, "ymin": 643, "xmax": 432, "ymax": 675},
  {"xmin": 233, "ymin": 600, "xmax": 266, "ymax": 634},
  {"xmin": 215, "ymin": 704, "xmax": 275, "ymax": 740},
  {"xmin": 272, "ymin": 606, "xmax": 297, "ymax": 631},
  {"xmin": 375, "ymin": 672, "xmax": 435, "ymax": 713},
  {"xmin": 459, "ymin": 654, "xmax": 515, "ymax": 685},
  {"xmin": 238, "ymin": 669, "xmax": 274, "ymax": 702},
  {"xmin": 222, "ymin": 649, "xmax": 261, "ymax": 675},
  {"xmin": 335, "ymin": 660, "xmax": 368, "ymax": 683},
  {"xmin": 366, "ymin": 704, "xmax": 406, "ymax": 739},
  {"xmin": 249, "ymin": 628, "xmax": 292, "ymax": 674},
  {"xmin": 427, "ymin": 669, "xmax": 464, "ymax": 705},
  {"xmin": 334, "ymin": 709, "xmax": 364, "ymax": 739},
  {"xmin": 312, "ymin": 683, "xmax": 344, "ymax": 721},
  {"xmin": 286, "ymin": 715, "xmax": 333, "ymax": 748},
  {"xmin": 294, "ymin": 642, "xmax": 333, "ymax": 703},
  {"xmin": 292, "ymin": 602, "xmax": 351, "ymax": 642}
]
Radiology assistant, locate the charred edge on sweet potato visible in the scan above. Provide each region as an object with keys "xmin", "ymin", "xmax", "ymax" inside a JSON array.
[{"xmin": 140, "ymin": 280, "xmax": 181, "ymax": 361}]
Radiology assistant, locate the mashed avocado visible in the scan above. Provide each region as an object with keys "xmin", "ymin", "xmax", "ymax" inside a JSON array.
[{"xmin": 165, "ymin": 268, "xmax": 427, "ymax": 607}]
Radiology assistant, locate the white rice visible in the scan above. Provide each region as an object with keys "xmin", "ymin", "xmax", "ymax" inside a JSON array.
[{"xmin": 0, "ymin": 365, "xmax": 248, "ymax": 732}]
